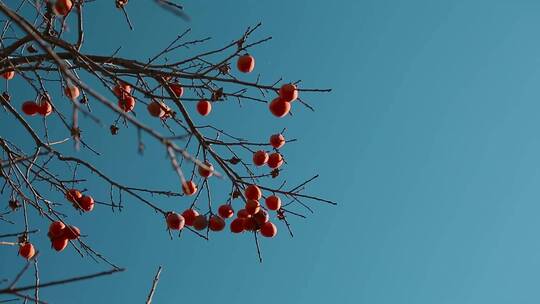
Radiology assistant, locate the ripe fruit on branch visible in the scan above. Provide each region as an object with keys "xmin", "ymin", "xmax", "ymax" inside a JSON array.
[
  {"xmin": 237, "ymin": 209, "xmax": 250, "ymax": 219},
  {"xmin": 21, "ymin": 101, "xmax": 39, "ymax": 116},
  {"xmin": 118, "ymin": 95, "xmax": 136, "ymax": 112},
  {"xmin": 245, "ymin": 199, "xmax": 260, "ymax": 215},
  {"xmin": 64, "ymin": 225, "xmax": 81, "ymax": 240},
  {"xmin": 209, "ymin": 215, "xmax": 225, "ymax": 231},
  {"xmin": 193, "ymin": 215, "xmax": 208, "ymax": 231},
  {"xmin": 270, "ymin": 134, "xmax": 285, "ymax": 149},
  {"xmin": 78, "ymin": 195, "xmax": 95, "ymax": 212},
  {"xmin": 237, "ymin": 54, "xmax": 255, "ymax": 73},
  {"xmin": 243, "ymin": 217, "xmax": 259, "ymax": 231},
  {"xmin": 113, "ymin": 82, "xmax": 132, "ymax": 98},
  {"xmin": 267, "ymin": 153, "xmax": 283, "ymax": 169},
  {"xmin": 49, "ymin": 221, "xmax": 66, "ymax": 239},
  {"xmin": 182, "ymin": 209, "xmax": 199, "ymax": 226},
  {"xmin": 265, "ymin": 195, "xmax": 281, "ymax": 211},
  {"xmin": 166, "ymin": 212, "xmax": 185, "ymax": 230},
  {"xmin": 269, "ymin": 98, "xmax": 291, "ymax": 118},
  {"xmin": 2, "ymin": 70, "xmax": 15, "ymax": 80},
  {"xmin": 52, "ymin": 238, "xmax": 69, "ymax": 252},
  {"xmin": 66, "ymin": 189, "xmax": 82, "ymax": 203},
  {"xmin": 260, "ymin": 222, "xmax": 277, "ymax": 238},
  {"xmin": 230, "ymin": 218, "xmax": 245, "ymax": 233},
  {"xmin": 147, "ymin": 101, "xmax": 168, "ymax": 118},
  {"xmin": 196, "ymin": 99, "xmax": 212, "ymax": 116},
  {"xmin": 253, "ymin": 150, "xmax": 269, "ymax": 166},
  {"xmin": 64, "ymin": 86, "xmax": 80, "ymax": 100},
  {"xmin": 253, "ymin": 209, "xmax": 269, "ymax": 226},
  {"xmin": 182, "ymin": 180, "xmax": 197, "ymax": 196},
  {"xmin": 218, "ymin": 204, "xmax": 234, "ymax": 219},
  {"xmin": 169, "ymin": 83, "xmax": 184, "ymax": 97},
  {"xmin": 198, "ymin": 162, "xmax": 214, "ymax": 178},
  {"xmin": 18, "ymin": 242, "xmax": 35, "ymax": 260},
  {"xmin": 55, "ymin": 0, "xmax": 73, "ymax": 16},
  {"xmin": 245, "ymin": 185, "xmax": 262, "ymax": 201},
  {"xmin": 37, "ymin": 95, "xmax": 53, "ymax": 116},
  {"xmin": 279, "ymin": 83, "xmax": 298, "ymax": 102}
]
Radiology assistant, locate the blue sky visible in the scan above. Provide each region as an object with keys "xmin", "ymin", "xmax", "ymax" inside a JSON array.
[{"xmin": 3, "ymin": 0, "xmax": 540, "ymax": 303}]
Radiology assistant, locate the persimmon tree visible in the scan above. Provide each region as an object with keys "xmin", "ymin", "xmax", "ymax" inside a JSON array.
[{"xmin": 0, "ymin": 0, "xmax": 334, "ymax": 302}]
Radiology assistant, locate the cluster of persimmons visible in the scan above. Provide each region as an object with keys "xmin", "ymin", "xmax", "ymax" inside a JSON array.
[{"xmin": 5, "ymin": 45, "xmax": 299, "ymax": 260}]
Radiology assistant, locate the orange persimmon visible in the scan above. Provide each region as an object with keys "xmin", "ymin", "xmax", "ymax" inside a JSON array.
[
  {"xmin": 196, "ymin": 99, "xmax": 212, "ymax": 116},
  {"xmin": 267, "ymin": 152, "xmax": 284, "ymax": 169},
  {"xmin": 182, "ymin": 180, "xmax": 197, "ymax": 196},
  {"xmin": 253, "ymin": 150, "xmax": 268, "ymax": 166},
  {"xmin": 230, "ymin": 218, "xmax": 245, "ymax": 233},
  {"xmin": 192, "ymin": 215, "xmax": 208, "ymax": 231},
  {"xmin": 182, "ymin": 209, "xmax": 199, "ymax": 226},
  {"xmin": 265, "ymin": 195, "xmax": 281, "ymax": 211},
  {"xmin": 260, "ymin": 222, "xmax": 277, "ymax": 238},
  {"xmin": 218, "ymin": 204, "xmax": 234, "ymax": 219},
  {"xmin": 21, "ymin": 101, "xmax": 39, "ymax": 116},
  {"xmin": 237, "ymin": 54, "xmax": 255, "ymax": 73},
  {"xmin": 245, "ymin": 184, "xmax": 262, "ymax": 201},
  {"xmin": 209, "ymin": 215, "xmax": 226, "ymax": 231},
  {"xmin": 279, "ymin": 83, "xmax": 298, "ymax": 102},
  {"xmin": 166, "ymin": 212, "xmax": 185, "ymax": 230},
  {"xmin": 269, "ymin": 98, "xmax": 290, "ymax": 118},
  {"xmin": 19, "ymin": 242, "xmax": 35, "ymax": 260}
]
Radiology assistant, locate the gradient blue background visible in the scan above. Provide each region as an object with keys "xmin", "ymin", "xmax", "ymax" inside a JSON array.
[{"xmin": 3, "ymin": 0, "xmax": 540, "ymax": 303}]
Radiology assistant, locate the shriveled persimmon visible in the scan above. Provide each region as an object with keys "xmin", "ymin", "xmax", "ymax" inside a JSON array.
[
  {"xmin": 118, "ymin": 95, "xmax": 135, "ymax": 112},
  {"xmin": 237, "ymin": 54, "xmax": 255, "ymax": 73},
  {"xmin": 182, "ymin": 209, "xmax": 199, "ymax": 226},
  {"xmin": 279, "ymin": 83, "xmax": 298, "ymax": 102},
  {"xmin": 267, "ymin": 152, "xmax": 284, "ymax": 169},
  {"xmin": 244, "ymin": 184, "xmax": 262, "ymax": 201},
  {"xmin": 265, "ymin": 195, "xmax": 281, "ymax": 211},
  {"xmin": 182, "ymin": 180, "xmax": 197, "ymax": 196},
  {"xmin": 269, "ymin": 97, "xmax": 291, "ymax": 118},
  {"xmin": 253, "ymin": 150, "xmax": 268, "ymax": 166},
  {"xmin": 19, "ymin": 242, "xmax": 35, "ymax": 260},
  {"xmin": 218, "ymin": 204, "xmax": 234, "ymax": 219},
  {"xmin": 166, "ymin": 212, "xmax": 185, "ymax": 230},
  {"xmin": 197, "ymin": 99, "xmax": 212, "ymax": 116},
  {"xmin": 270, "ymin": 134, "xmax": 285, "ymax": 149}
]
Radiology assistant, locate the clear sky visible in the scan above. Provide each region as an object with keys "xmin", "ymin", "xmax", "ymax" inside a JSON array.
[{"xmin": 3, "ymin": 0, "xmax": 540, "ymax": 303}]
